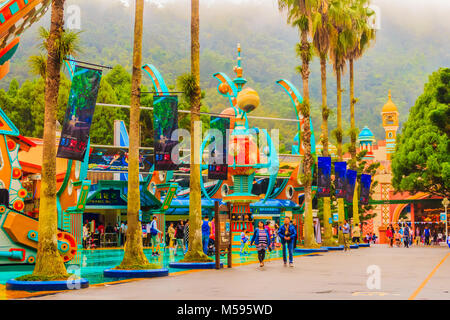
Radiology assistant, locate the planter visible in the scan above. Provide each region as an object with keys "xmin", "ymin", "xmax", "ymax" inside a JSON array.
[
  {"xmin": 103, "ymin": 268, "xmax": 169, "ymax": 278},
  {"xmin": 358, "ymin": 243, "xmax": 370, "ymax": 248},
  {"xmin": 322, "ymin": 245, "xmax": 345, "ymax": 251},
  {"xmin": 169, "ymin": 262, "xmax": 223, "ymax": 269},
  {"xmin": 6, "ymin": 278, "xmax": 89, "ymax": 292},
  {"xmin": 349, "ymin": 244, "xmax": 359, "ymax": 249},
  {"xmin": 294, "ymin": 248, "xmax": 329, "ymax": 254}
]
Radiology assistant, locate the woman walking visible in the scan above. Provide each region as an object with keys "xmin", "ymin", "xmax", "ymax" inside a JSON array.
[
  {"xmin": 251, "ymin": 221, "xmax": 271, "ymax": 267},
  {"xmin": 167, "ymin": 223, "xmax": 176, "ymax": 254},
  {"xmin": 174, "ymin": 220, "xmax": 185, "ymax": 256},
  {"xmin": 386, "ymin": 225, "xmax": 394, "ymax": 247}
]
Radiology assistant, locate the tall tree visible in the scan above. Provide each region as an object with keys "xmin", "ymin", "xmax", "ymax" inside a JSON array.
[
  {"xmin": 28, "ymin": 26, "xmax": 81, "ymax": 80},
  {"xmin": 310, "ymin": 0, "xmax": 335, "ymax": 246},
  {"xmin": 279, "ymin": 0, "xmax": 318, "ymax": 248},
  {"xmin": 392, "ymin": 68, "xmax": 450, "ymax": 198},
  {"xmin": 345, "ymin": 0, "xmax": 376, "ymax": 226},
  {"xmin": 328, "ymin": 0, "xmax": 353, "ymax": 244},
  {"xmin": 32, "ymin": 0, "xmax": 68, "ymax": 278},
  {"xmin": 117, "ymin": 0, "xmax": 151, "ymax": 269},
  {"xmin": 183, "ymin": 0, "xmax": 211, "ymax": 262}
]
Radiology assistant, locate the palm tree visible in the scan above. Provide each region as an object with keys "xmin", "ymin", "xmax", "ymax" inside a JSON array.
[
  {"xmin": 310, "ymin": 0, "xmax": 335, "ymax": 246},
  {"xmin": 182, "ymin": 0, "xmax": 211, "ymax": 262},
  {"xmin": 278, "ymin": 0, "xmax": 319, "ymax": 248},
  {"xmin": 328, "ymin": 0, "xmax": 353, "ymax": 244},
  {"xmin": 345, "ymin": 0, "xmax": 376, "ymax": 227},
  {"xmin": 117, "ymin": 0, "xmax": 151, "ymax": 269},
  {"xmin": 28, "ymin": 26, "xmax": 81, "ymax": 80},
  {"xmin": 32, "ymin": 0, "xmax": 69, "ymax": 278}
]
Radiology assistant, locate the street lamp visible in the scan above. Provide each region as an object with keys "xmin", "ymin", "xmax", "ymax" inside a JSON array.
[{"xmin": 442, "ymin": 197, "xmax": 449, "ymax": 242}]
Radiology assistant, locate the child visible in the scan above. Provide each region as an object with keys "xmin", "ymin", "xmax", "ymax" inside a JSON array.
[
  {"xmin": 240, "ymin": 229, "xmax": 247, "ymax": 254},
  {"xmin": 241, "ymin": 231, "xmax": 250, "ymax": 255}
]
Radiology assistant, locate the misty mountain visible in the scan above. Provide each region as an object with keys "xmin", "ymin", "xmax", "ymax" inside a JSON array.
[{"xmin": 1, "ymin": 0, "xmax": 449, "ymax": 145}]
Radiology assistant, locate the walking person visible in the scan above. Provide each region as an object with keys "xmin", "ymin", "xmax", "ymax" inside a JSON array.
[
  {"xmin": 202, "ymin": 216, "xmax": 211, "ymax": 255},
  {"xmin": 387, "ymin": 225, "xmax": 394, "ymax": 247},
  {"xmin": 149, "ymin": 216, "xmax": 162, "ymax": 256},
  {"xmin": 184, "ymin": 219, "xmax": 189, "ymax": 254},
  {"xmin": 278, "ymin": 217, "xmax": 297, "ymax": 267},
  {"xmin": 174, "ymin": 220, "xmax": 185, "ymax": 256},
  {"xmin": 352, "ymin": 223, "xmax": 361, "ymax": 244},
  {"xmin": 82, "ymin": 222, "xmax": 89, "ymax": 249},
  {"xmin": 119, "ymin": 221, "xmax": 125, "ymax": 246},
  {"xmin": 424, "ymin": 226, "xmax": 431, "ymax": 246},
  {"xmin": 167, "ymin": 223, "xmax": 176, "ymax": 254},
  {"xmin": 145, "ymin": 221, "xmax": 152, "ymax": 247},
  {"xmin": 292, "ymin": 219, "xmax": 298, "ymax": 248},
  {"xmin": 403, "ymin": 225, "xmax": 410, "ymax": 248},
  {"xmin": 240, "ymin": 228, "xmax": 247, "ymax": 255},
  {"xmin": 251, "ymin": 221, "xmax": 271, "ymax": 267},
  {"xmin": 340, "ymin": 219, "xmax": 350, "ymax": 251}
]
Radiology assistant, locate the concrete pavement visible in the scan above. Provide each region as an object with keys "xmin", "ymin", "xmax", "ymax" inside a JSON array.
[{"xmin": 27, "ymin": 245, "xmax": 450, "ymax": 300}]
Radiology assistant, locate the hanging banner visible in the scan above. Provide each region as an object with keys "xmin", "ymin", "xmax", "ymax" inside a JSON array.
[
  {"xmin": 57, "ymin": 66, "xmax": 102, "ymax": 161},
  {"xmin": 88, "ymin": 147, "xmax": 153, "ymax": 172},
  {"xmin": 344, "ymin": 169, "xmax": 358, "ymax": 203},
  {"xmin": 208, "ymin": 116, "xmax": 230, "ymax": 180},
  {"xmin": 359, "ymin": 174, "xmax": 372, "ymax": 205},
  {"xmin": 317, "ymin": 157, "xmax": 331, "ymax": 197},
  {"xmin": 334, "ymin": 162, "xmax": 347, "ymax": 198},
  {"xmin": 153, "ymin": 95, "xmax": 179, "ymax": 171}
]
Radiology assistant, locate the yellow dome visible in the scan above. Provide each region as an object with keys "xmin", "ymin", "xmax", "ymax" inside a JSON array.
[{"xmin": 382, "ymin": 90, "xmax": 398, "ymax": 113}]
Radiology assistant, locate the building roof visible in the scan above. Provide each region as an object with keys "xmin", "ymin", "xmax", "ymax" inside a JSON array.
[
  {"xmin": 358, "ymin": 126, "xmax": 375, "ymax": 140},
  {"xmin": 382, "ymin": 90, "xmax": 398, "ymax": 113}
]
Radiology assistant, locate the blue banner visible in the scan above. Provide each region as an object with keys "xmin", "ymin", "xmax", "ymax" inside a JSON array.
[
  {"xmin": 344, "ymin": 169, "xmax": 357, "ymax": 203},
  {"xmin": 317, "ymin": 157, "xmax": 331, "ymax": 197},
  {"xmin": 57, "ymin": 66, "xmax": 102, "ymax": 161},
  {"xmin": 153, "ymin": 95, "xmax": 179, "ymax": 171},
  {"xmin": 334, "ymin": 162, "xmax": 347, "ymax": 198},
  {"xmin": 208, "ymin": 116, "xmax": 230, "ymax": 180},
  {"xmin": 360, "ymin": 174, "xmax": 372, "ymax": 205}
]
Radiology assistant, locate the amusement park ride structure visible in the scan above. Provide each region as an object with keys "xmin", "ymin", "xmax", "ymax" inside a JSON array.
[{"xmin": 0, "ymin": 36, "xmax": 317, "ymax": 264}]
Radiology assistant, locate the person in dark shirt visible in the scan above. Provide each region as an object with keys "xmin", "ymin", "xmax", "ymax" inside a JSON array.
[{"xmin": 175, "ymin": 220, "xmax": 185, "ymax": 256}]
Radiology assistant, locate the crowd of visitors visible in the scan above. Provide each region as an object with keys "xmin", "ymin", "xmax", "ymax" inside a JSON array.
[{"xmin": 386, "ymin": 223, "xmax": 448, "ymax": 247}]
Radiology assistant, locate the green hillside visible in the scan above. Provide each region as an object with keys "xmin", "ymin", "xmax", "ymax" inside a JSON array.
[{"xmin": 0, "ymin": 0, "xmax": 448, "ymax": 149}]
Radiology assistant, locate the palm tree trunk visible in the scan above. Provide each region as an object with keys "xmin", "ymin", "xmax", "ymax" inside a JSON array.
[
  {"xmin": 183, "ymin": 0, "xmax": 210, "ymax": 262},
  {"xmin": 349, "ymin": 58, "xmax": 360, "ymax": 228},
  {"xmin": 33, "ymin": 0, "xmax": 67, "ymax": 278},
  {"xmin": 118, "ymin": 0, "xmax": 149, "ymax": 268},
  {"xmin": 299, "ymin": 23, "xmax": 318, "ymax": 248},
  {"xmin": 336, "ymin": 67, "xmax": 345, "ymax": 245},
  {"xmin": 336, "ymin": 68, "xmax": 343, "ymax": 160},
  {"xmin": 320, "ymin": 55, "xmax": 333, "ymax": 246}
]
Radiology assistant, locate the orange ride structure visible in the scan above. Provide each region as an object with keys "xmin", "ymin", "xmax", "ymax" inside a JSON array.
[
  {"xmin": 0, "ymin": 104, "xmax": 87, "ymax": 265},
  {"xmin": 0, "ymin": 0, "xmax": 51, "ymax": 80}
]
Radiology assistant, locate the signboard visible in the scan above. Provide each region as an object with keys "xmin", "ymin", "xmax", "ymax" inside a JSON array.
[
  {"xmin": 360, "ymin": 174, "xmax": 372, "ymax": 205},
  {"xmin": 440, "ymin": 213, "xmax": 447, "ymax": 222},
  {"xmin": 334, "ymin": 162, "xmax": 347, "ymax": 198},
  {"xmin": 208, "ymin": 116, "xmax": 230, "ymax": 180},
  {"xmin": 344, "ymin": 169, "xmax": 358, "ymax": 203},
  {"xmin": 214, "ymin": 202, "xmax": 232, "ymax": 269},
  {"xmin": 332, "ymin": 213, "xmax": 339, "ymax": 222},
  {"xmin": 218, "ymin": 214, "xmax": 231, "ymax": 249},
  {"xmin": 87, "ymin": 189, "xmax": 127, "ymax": 207},
  {"xmin": 57, "ymin": 66, "xmax": 102, "ymax": 161},
  {"xmin": 88, "ymin": 147, "xmax": 153, "ymax": 172},
  {"xmin": 317, "ymin": 157, "xmax": 331, "ymax": 197},
  {"xmin": 153, "ymin": 95, "xmax": 179, "ymax": 171}
]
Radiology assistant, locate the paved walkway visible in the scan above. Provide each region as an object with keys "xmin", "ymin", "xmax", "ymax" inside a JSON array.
[{"xmin": 28, "ymin": 245, "xmax": 450, "ymax": 300}]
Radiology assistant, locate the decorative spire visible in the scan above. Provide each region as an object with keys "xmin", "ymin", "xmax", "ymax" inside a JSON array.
[
  {"xmin": 232, "ymin": 43, "xmax": 247, "ymax": 92},
  {"xmin": 388, "ymin": 89, "xmax": 391, "ymax": 100}
]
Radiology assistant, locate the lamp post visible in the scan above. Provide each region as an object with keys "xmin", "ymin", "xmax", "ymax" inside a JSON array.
[{"xmin": 443, "ymin": 197, "xmax": 449, "ymax": 242}]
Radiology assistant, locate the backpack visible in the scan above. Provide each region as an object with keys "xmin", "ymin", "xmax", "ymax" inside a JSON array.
[{"xmin": 150, "ymin": 221, "xmax": 158, "ymax": 236}]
